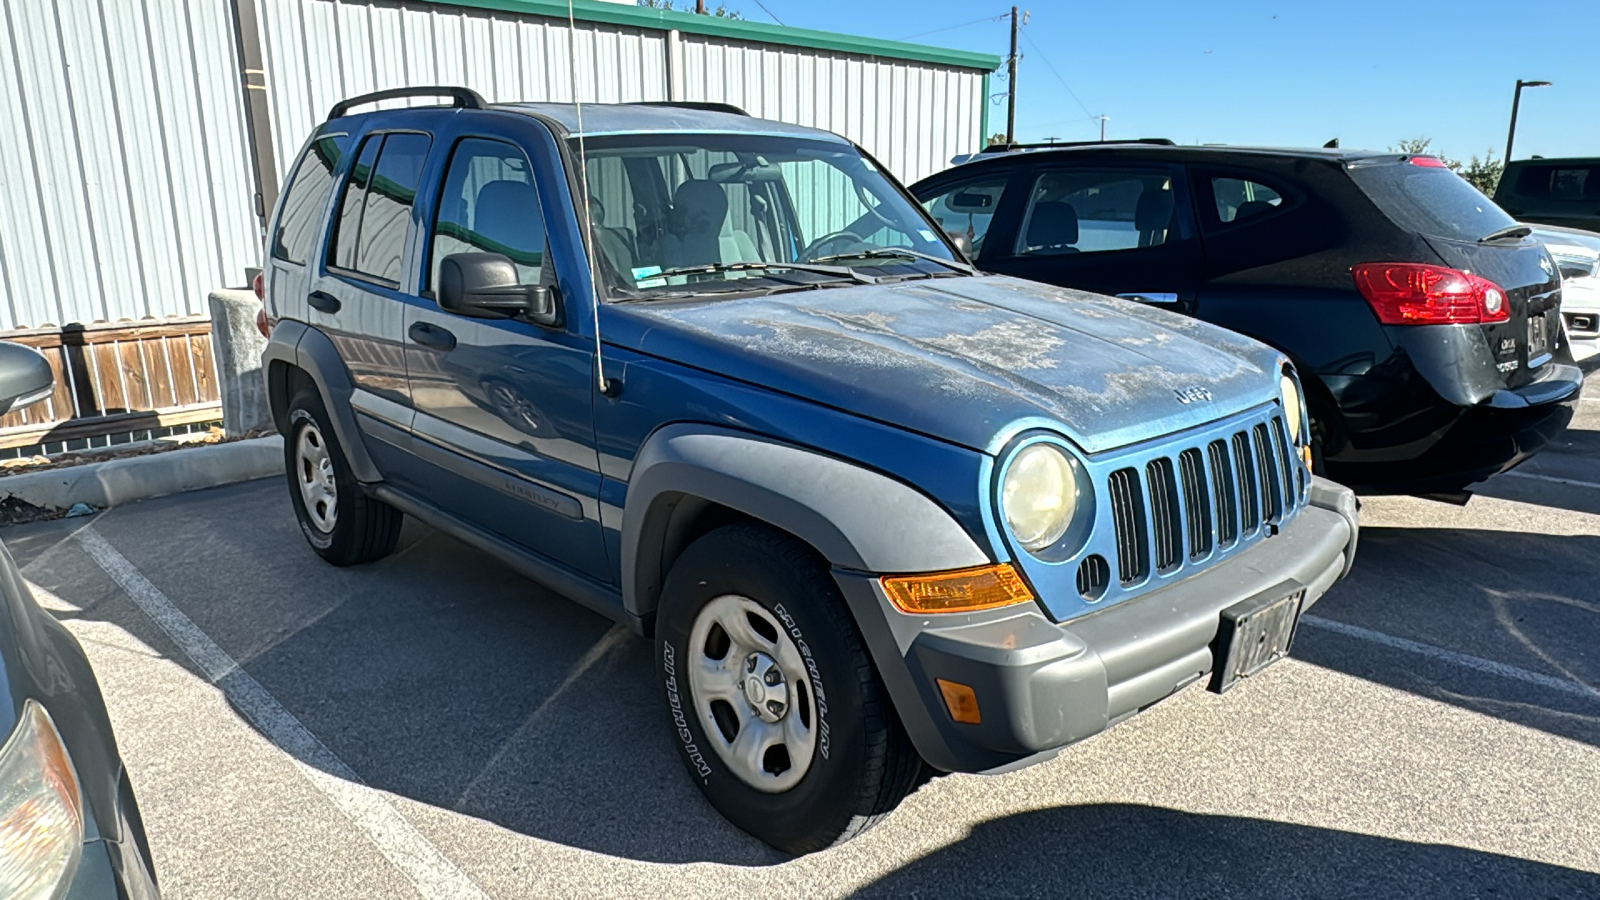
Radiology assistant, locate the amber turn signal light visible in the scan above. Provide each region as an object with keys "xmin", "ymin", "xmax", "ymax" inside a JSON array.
[
  {"xmin": 880, "ymin": 563, "xmax": 1035, "ymax": 614},
  {"xmin": 936, "ymin": 679, "xmax": 982, "ymax": 724}
]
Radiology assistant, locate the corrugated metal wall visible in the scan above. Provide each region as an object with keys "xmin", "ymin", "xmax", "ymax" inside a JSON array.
[
  {"xmin": 674, "ymin": 37, "xmax": 983, "ymax": 186},
  {"xmin": 0, "ymin": 0, "xmax": 987, "ymax": 332},
  {"xmin": 254, "ymin": 0, "xmax": 670, "ymax": 186},
  {"xmin": 0, "ymin": 0, "xmax": 258, "ymax": 331}
]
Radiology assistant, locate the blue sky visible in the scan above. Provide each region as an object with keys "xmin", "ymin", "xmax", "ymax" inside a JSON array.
[{"xmin": 762, "ymin": 0, "xmax": 1597, "ymax": 162}]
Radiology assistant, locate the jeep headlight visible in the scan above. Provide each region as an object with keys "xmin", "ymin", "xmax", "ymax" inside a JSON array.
[
  {"xmin": 0, "ymin": 701, "xmax": 84, "ymax": 900},
  {"xmin": 1280, "ymin": 372, "xmax": 1307, "ymax": 446},
  {"xmin": 1001, "ymin": 443, "xmax": 1078, "ymax": 552}
]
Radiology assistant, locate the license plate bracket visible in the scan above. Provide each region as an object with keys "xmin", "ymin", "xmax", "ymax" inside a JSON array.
[
  {"xmin": 1207, "ymin": 586, "xmax": 1305, "ymax": 694},
  {"xmin": 1528, "ymin": 314, "xmax": 1550, "ymax": 366}
]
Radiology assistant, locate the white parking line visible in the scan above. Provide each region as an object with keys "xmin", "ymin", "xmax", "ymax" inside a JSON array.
[
  {"xmin": 74, "ymin": 526, "xmax": 490, "ymax": 900},
  {"xmin": 1301, "ymin": 615, "xmax": 1600, "ymax": 702},
  {"xmin": 1504, "ymin": 470, "xmax": 1600, "ymax": 490}
]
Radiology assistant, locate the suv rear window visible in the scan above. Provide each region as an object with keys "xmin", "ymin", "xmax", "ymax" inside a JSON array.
[
  {"xmin": 1506, "ymin": 163, "xmax": 1600, "ymax": 202},
  {"xmin": 1348, "ymin": 162, "xmax": 1516, "ymax": 242}
]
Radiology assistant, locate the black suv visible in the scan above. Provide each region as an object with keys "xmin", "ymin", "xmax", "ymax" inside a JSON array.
[
  {"xmin": 913, "ymin": 143, "xmax": 1583, "ymax": 494},
  {"xmin": 1494, "ymin": 157, "xmax": 1600, "ymax": 232}
]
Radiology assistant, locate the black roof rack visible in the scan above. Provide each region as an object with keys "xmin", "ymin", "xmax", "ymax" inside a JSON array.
[
  {"xmin": 327, "ymin": 86, "xmax": 487, "ymax": 121},
  {"xmin": 633, "ymin": 101, "xmax": 751, "ymax": 116},
  {"xmin": 980, "ymin": 138, "xmax": 1176, "ymax": 154}
]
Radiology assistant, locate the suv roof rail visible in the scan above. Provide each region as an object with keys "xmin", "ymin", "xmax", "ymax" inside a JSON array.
[
  {"xmin": 327, "ymin": 86, "xmax": 487, "ymax": 121},
  {"xmin": 979, "ymin": 138, "xmax": 1176, "ymax": 154},
  {"xmin": 633, "ymin": 101, "xmax": 751, "ymax": 116}
]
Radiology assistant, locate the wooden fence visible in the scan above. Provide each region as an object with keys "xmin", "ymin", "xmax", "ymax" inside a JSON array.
[{"xmin": 0, "ymin": 318, "xmax": 223, "ymax": 452}]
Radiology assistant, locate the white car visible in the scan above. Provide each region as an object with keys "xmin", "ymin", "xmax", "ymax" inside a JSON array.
[{"xmin": 1531, "ymin": 224, "xmax": 1600, "ymax": 343}]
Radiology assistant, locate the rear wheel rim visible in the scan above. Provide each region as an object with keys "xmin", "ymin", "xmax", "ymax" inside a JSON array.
[
  {"xmin": 295, "ymin": 422, "xmax": 338, "ymax": 533},
  {"xmin": 686, "ymin": 594, "xmax": 818, "ymax": 793}
]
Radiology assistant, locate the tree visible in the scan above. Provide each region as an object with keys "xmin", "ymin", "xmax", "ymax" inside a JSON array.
[
  {"xmin": 987, "ymin": 132, "xmax": 1008, "ymax": 147},
  {"xmin": 1389, "ymin": 137, "xmax": 1504, "ymax": 196},
  {"xmin": 637, "ymin": 0, "xmax": 742, "ymax": 18}
]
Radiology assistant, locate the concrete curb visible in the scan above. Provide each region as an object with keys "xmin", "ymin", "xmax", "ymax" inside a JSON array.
[{"xmin": 0, "ymin": 435, "xmax": 283, "ymax": 512}]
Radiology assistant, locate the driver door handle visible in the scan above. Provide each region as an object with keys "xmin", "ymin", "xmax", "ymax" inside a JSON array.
[{"xmin": 408, "ymin": 321, "xmax": 456, "ymax": 352}]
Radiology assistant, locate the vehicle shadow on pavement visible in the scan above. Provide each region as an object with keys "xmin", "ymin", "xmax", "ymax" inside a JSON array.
[
  {"xmin": 9, "ymin": 482, "xmax": 784, "ymax": 867},
  {"xmin": 1295, "ymin": 525, "xmax": 1600, "ymax": 749},
  {"xmin": 848, "ymin": 803, "xmax": 1600, "ymax": 898}
]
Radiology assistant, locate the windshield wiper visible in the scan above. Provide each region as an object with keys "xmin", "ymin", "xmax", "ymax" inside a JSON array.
[
  {"xmin": 811, "ymin": 247, "xmax": 977, "ymax": 274},
  {"xmin": 654, "ymin": 260, "xmax": 877, "ymax": 285},
  {"xmin": 1478, "ymin": 224, "xmax": 1533, "ymax": 243}
]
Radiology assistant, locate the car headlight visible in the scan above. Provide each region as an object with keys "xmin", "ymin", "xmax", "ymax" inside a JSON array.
[
  {"xmin": 0, "ymin": 701, "xmax": 83, "ymax": 900},
  {"xmin": 1001, "ymin": 443, "xmax": 1078, "ymax": 552},
  {"xmin": 1280, "ymin": 372, "xmax": 1307, "ymax": 445}
]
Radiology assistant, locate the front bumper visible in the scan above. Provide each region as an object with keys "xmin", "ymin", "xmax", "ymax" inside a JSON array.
[{"xmin": 836, "ymin": 477, "xmax": 1359, "ymax": 774}]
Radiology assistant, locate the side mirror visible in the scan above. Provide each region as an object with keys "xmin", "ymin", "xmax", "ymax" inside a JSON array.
[
  {"xmin": 946, "ymin": 230, "xmax": 974, "ymax": 258},
  {"xmin": 438, "ymin": 253, "xmax": 561, "ymax": 327},
  {"xmin": 0, "ymin": 341, "xmax": 53, "ymax": 416}
]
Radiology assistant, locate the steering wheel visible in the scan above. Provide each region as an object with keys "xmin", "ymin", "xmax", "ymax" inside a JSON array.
[
  {"xmin": 855, "ymin": 183, "xmax": 899, "ymax": 230},
  {"xmin": 800, "ymin": 230, "xmax": 867, "ymax": 261}
]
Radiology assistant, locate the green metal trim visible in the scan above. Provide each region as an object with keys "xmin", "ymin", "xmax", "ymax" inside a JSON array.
[
  {"xmin": 979, "ymin": 72, "xmax": 991, "ymax": 147},
  {"xmin": 425, "ymin": 0, "xmax": 1002, "ymax": 72}
]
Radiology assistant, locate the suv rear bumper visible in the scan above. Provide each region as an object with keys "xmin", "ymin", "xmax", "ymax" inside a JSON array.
[
  {"xmin": 834, "ymin": 476, "xmax": 1358, "ymax": 775},
  {"xmin": 1330, "ymin": 362, "xmax": 1580, "ymax": 493}
]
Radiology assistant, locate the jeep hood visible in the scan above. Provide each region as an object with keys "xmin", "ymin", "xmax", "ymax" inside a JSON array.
[{"xmin": 604, "ymin": 275, "xmax": 1282, "ymax": 455}]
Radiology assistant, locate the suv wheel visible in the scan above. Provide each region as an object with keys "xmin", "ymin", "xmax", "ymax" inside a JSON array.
[
  {"xmin": 285, "ymin": 386, "xmax": 402, "ymax": 565},
  {"xmin": 656, "ymin": 523, "xmax": 922, "ymax": 854}
]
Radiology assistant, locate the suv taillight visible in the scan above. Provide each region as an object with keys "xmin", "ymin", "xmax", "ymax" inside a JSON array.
[
  {"xmin": 1351, "ymin": 262, "xmax": 1511, "ymax": 325},
  {"xmin": 252, "ymin": 271, "xmax": 265, "ymax": 301}
]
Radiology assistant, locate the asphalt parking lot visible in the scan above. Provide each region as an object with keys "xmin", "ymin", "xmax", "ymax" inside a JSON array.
[{"xmin": 8, "ymin": 359, "xmax": 1600, "ymax": 899}]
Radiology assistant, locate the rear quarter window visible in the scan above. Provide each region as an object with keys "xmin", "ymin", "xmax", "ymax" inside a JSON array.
[
  {"xmin": 1348, "ymin": 163, "xmax": 1517, "ymax": 242},
  {"xmin": 271, "ymin": 133, "xmax": 349, "ymax": 265},
  {"xmin": 1503, "ymin": 163, "xmax": 1600, "ymax": 203}
]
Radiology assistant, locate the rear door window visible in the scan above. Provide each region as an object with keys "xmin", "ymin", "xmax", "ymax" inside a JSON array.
[
  {"xmin": 1506, "ymin": 163, "xmax": 1600, "ymax": 202},
  {"xmin": 272, "ymin": 133, "xmax": 348, "ymax": 264},
  {"xmin": 1211, "ymin": 177, "xmax": 1284, "ymax": 224},
  {"xmin": 1348, "ymin": 161, "xmax": 1517, "ymax": 242},
  {"xmin": 327, "ymin": 132, "xmax": 433, "ymax": 286}
]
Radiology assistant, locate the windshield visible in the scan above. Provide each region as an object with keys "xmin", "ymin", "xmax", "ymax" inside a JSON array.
[
  {"xmin": 571, "ymin": 133, "xmax": 963, "ymax": 299},
  {"xmin": 1347, "ymin": 161, "xmax": 1519, "ymax": 243}
]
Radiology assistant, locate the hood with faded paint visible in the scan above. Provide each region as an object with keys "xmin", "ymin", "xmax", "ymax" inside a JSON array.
[{"xmin": 605, "ymin": 275, "xmax": 1283, "ymax": 455}]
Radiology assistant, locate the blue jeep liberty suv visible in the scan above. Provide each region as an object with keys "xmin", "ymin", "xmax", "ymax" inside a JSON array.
[{"xmin": 260, "ymin": 87, "xmax": 1360, "ymax": 854}]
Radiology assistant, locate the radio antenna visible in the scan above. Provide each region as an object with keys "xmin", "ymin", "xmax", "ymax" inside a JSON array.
[{"xmin": 566, "ymin": 0, "xmax": 619, "ymax": 397}]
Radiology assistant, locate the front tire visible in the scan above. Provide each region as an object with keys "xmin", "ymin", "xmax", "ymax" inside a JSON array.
[
  {"xmin": 284, "ymin": 386, "xmax": 402, "ymax": 566},
  {"xmin": 656, "ymin": 523, "xmax": 922, "ymax": 854}
]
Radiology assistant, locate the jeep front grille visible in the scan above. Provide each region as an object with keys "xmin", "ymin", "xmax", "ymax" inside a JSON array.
[{"xmin": 1107, "ymin": 413, "xmax": 1301, "ymax": 588}]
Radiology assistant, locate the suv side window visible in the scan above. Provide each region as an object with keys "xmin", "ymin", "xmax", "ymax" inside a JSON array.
[
  {"xmin": 920, "ymin": 173, "xmax": 1010, "ymax": 255},
  {"xmin": 272, "ymin": 133, "xmax": 348, "ymax": 264},
  {"xmin": 428, "ymin": 137, "xmax": 548, "ymax": 292},
  {"xmin": 1210, "ymin": 176, "xmax": 1284, "ymax": 224},
  {"xmin": 1010, "ymin": 169, "xmax": 1177, "ymax": 256},
  {"xmin": 327, "ymin": 132, "xmax": 433, "ymax": 286}
]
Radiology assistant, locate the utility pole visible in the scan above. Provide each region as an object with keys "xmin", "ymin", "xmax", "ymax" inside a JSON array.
[
  {"xmin": 1006, "ymin": 6, "xmax": 1018, "ymax": 144},
  {"xmin": 1097, "ymin": 115, "xmax": 1107, "ymax": 141}
]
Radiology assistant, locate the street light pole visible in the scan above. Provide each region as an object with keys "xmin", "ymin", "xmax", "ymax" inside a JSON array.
[{"xmin": 1505, "ymin": 79, "xmax": 1551, "ymax": 163}]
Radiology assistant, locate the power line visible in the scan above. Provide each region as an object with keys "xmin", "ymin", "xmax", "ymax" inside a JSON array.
[
  {"xmin": 899, "ymin": 13, "xmax": 1007, "ymax": 42},
  {"xmin": 1019, "ymin": 29, "xmax": 1094, "ymax": 122},
  {"xmin": 749, "ymin": 0, "xmax": 784, "ymax": 25}
]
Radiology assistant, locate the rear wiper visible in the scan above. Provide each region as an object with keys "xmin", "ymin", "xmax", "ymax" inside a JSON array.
[
  {"xmin": 1478, "ymin": 224, "xmax": 1533, "ymax": 243},
  {"xmin": 811, "ymin": 247, "xmax": 977, "ymax": 274},
  {"xmin": 654, "ymin": 260, "xmax": 877, "ymax": 285}
]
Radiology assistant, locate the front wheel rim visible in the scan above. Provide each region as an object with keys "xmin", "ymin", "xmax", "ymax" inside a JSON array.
[
  {"xmin": 295, "ymin": 422, "xmax": 338, "ymax": 533},
  {"xmin": 686, "ymin": 594, "xmax": 819, "ymax": 793}
]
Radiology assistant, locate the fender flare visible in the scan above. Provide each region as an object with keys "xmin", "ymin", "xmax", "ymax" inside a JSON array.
[
  {"xmin": 261, "ymin": 320, "xmax": 382, "ymax": 483},
  {"xmin": 620, "ymin": 423, "xmax": 992, "ymax": 619}
]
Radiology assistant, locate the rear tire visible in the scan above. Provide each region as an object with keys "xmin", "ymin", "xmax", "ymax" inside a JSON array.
[
  {"xmin": 284, "ymin": 386, "xmax": 402, "ymax": 566},
  {"xmin": 656, "ymin": 523, "xmax": 922, "ymax": 855}
]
